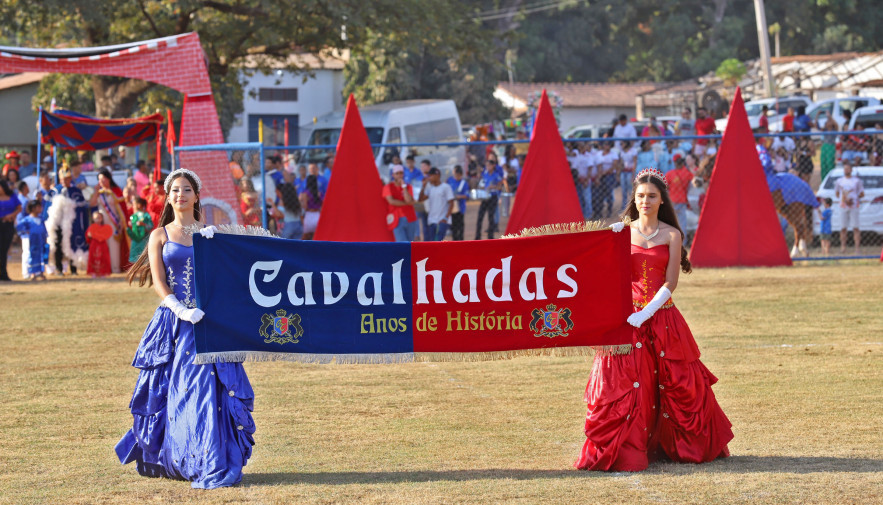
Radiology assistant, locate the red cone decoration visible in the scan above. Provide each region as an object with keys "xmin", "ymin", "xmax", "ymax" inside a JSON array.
[
  {"xmin": 505, "ymin": 89, "xmax": 583, "ymax": 235},
  {"xmin": 314, "ymin": 95, "xmax": 394, "ymax": 242},
  {"xmin": 689, "ymin": 87, "xmax": 792, "ymax": 267}
]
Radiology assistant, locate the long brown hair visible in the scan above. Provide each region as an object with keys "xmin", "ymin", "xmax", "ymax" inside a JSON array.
[
  {"xmin": 620, "ymin": 174, "xmax": 692, "ymax": 273},
  {"xmin": 126, "ymin": 172, "xmax": 203, "ymax": 286}
]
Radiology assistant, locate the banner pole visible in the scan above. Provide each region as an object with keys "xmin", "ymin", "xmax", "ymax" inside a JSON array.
[
  {"xmin": 36, "ymin": 107, "xmax": 42, "ymax": 177},
  {"xmin": 155, "ymin": 127, "xmax": 162, "ymax": 182},
  {"xmin": 260, "ymin": 144, "xmax": 267, "ymax": 229}
]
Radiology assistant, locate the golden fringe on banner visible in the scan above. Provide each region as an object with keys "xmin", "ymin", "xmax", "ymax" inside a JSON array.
[
  {"xmin": 501, "ymin": 217, "xmax": 631, "ymax": 239},
  {"xmin": 193, "ymin": 347, "xmax": 619, "ymax": 365},
  {"xmin": 414, "ymin": 346, "xmax": 595, "ymax": 362},
  {"xmin": 183, "ymin": 223, "xmax": 278, "ymax": 238}
]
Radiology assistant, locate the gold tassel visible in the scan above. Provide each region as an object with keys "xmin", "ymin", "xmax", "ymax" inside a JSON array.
[
  {"xmin": 502, "ymin": 217, "xmax": 631, "ymax": 239},
  {"xmin": 414, "ymin": 346, "xmax": 594, "ymax": 362},
  {"xmin": 592, "ymin": 344, "xmax": 634, "ymax": 357},
  {"xmin": 183, "ymin": 223, "xmax": 278, "ymax": 238}
]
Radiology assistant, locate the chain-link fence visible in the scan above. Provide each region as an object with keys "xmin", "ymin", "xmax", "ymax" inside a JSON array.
[{"xmin": 175, "ymin": 129, "xmax": 882, "ymax": 260}]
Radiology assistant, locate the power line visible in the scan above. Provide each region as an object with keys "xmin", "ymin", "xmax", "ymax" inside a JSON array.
[{"xmin": 475, "ymin": 0, "xmax": 577, "ymax": 22}]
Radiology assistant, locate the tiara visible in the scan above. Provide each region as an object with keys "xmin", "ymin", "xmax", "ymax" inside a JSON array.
[
  {"xmin": 164, "ymin": 168, "xmax": 202, "ymax": 193},
  {"xmin": 634, "ymin": 167, "xmax": 668, "ymax": 188}
]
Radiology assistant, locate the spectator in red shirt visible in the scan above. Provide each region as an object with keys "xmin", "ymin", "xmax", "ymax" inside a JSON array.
[
  {"xmin": 782, "ymin": 107, "xmax": 795, "ymax": 133},
  {"xmin": 665, "ymin": 154, "xmax": 694, "ymax": 239},
  {"xmin": 757, "ymin": 105, "xmax": 770, "ymax": 133},
  {"xmin": 693, "ymin": 107, "xmax": 717, "ymax": 157},
  {"xmin": 382, "ymin": 164, "xmax": 418, "ymax": 242}
]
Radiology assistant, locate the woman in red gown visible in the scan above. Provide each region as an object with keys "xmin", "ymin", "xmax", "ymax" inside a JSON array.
[{"xmin": 576, "ymin": 168, "xmax": 733, "ymax": 472}]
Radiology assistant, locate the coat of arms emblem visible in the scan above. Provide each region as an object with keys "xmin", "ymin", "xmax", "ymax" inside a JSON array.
[
  {"xmin": 529, "ymin": 303, "xmax": 573, "ymax": 338},
  {"xmin": 259, "ymin": 309, "xmax": 303, "ymax": 345}
]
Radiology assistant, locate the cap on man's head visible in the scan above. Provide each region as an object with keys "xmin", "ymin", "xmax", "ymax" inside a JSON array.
[
  {"xmin": 5, "ymin": 151, "xmax": 19, "ymax": 159},
  {"xmin": 673, "ymin": 153, "xmax": 684, "ymax": 163},
  {"xmin": 427, "ymin": 167, "xmax": 440, "ymax": 176},
  {"xmin": 391, "ymin": 164, "xmax": 405, "ymax": 174}
]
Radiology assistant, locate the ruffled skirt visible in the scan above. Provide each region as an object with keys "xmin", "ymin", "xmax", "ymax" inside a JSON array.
[
  {"xmin": 115, "ymin": 307, "xmax": 256, "ymax": 489},
  {"xmin": 575, "ymin": 305, "xmax": 732, "ymax": 471}
]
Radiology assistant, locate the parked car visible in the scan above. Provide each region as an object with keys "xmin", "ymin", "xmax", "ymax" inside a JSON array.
[
  {"xmin": 716, "ymin": 95, "xmax": 813, "ymax": 132},
  {"xmin": 562, "ymin": 123, "xmax": 608, "ymax": 140},
  {"xmin": 813, "ymin": 166, "xmax": 883, "ymax": 235},
  {"xmin": 846, "ymin": 104, "xmax": 883, "ymax": 131},
  {"xmin": 806, "ymin": 97, "xmax": 880, "ymax": 130}
]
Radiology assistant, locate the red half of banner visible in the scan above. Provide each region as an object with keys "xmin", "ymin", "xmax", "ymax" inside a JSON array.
[{"xmin": 409, "ymin": 231, "xmax": 633, "ymax": 355}]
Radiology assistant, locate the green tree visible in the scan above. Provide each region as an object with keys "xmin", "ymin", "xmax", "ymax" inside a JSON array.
[
  {"xmin": 715, "ymin": 58, "xmax": 746, "ymax": 86},
  {"xmin": 343, "ymin": 1, "xmax": 508, "ymax": 124},
  {"xmin": 1, "ymin": 0, "xmax": 491, "ymax": 134}
]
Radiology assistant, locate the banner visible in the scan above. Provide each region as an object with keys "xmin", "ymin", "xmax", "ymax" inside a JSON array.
[
  {"xmin": 39, "ymin": 109, "xmax": 163, "ymax": 150},
  {"xmin": 193, "ymin": 230, "xmax": 632, "ymax": 364}
]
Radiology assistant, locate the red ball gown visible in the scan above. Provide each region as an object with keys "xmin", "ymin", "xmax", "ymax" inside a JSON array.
[{"xmin": 576, "ymin": 243, "xmax": 733, "ymax": 471}]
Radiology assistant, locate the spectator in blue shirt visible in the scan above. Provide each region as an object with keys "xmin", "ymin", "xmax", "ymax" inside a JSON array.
[
  {"xmin": 307, "ymin": 163, "xmax": 327, "ymax": 196},
  {"xmin": 817, "ymin": 197, "xmax": 834, "ymax": 256},
  {"xmin": 322, "ymin": 155, "xmax": 334, "ymax": 182},
  {"xmin": 447, "ymin": 165, "xmax": 470, "ymax": 241},
  {"xmin": 267, "ymin": 155, "xmax": 285, "ymax": 187},
  {"xmin": 403, "ymin": 155, "xmax": 423, "ymax": 186},
  {"xmin": 18, "ymin": 150, "xmax": 38, "ymax": 178},
  {"xmin": 636, "ymin": 141, "xmax": 656, "ymax": 173},
  {"xmin": 793, "ymin": 106, "xmax": 812, "ymax": 133},
  {"xmin": 414, "ymin": 159, "xmax": 432, "ymax": 240},
  {"xmin": 475, "ymin": 158, "xmax": 503, "ymax": 240},
  {"xmin": 294, "ymin": 164, "xmax": 308, "ymax": 194}
]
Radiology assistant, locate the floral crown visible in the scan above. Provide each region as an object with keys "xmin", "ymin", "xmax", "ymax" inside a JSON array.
[
  {"xmin": 634, "ymin": 167, "xmax": 668, "ymax": 189},
  {"xmin": 164, "ymin": 168, "xmax": 202, "ymax": 193}
]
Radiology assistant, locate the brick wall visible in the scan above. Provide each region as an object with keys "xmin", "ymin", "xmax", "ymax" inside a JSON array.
[{"xmin": 0, "ymin": 32, "xmax": 238, "ymax": 222}]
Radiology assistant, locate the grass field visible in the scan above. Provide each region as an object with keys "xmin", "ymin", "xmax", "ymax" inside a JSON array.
[{"xmin": 1, "ymin": 260, "xmax": 881, "ymax": 504}]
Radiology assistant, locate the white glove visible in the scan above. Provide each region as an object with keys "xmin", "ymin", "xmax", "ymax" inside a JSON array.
[
  {"xmin": 198, "ymin": 225, "xmax": 217, "ymax": 239},
  {"xmin": 609, "ymin": 221, "xmax": 626, "ymax": 233},
  {"xmin": 180, "ymin": 307, "xmax": 205, "ymax": 324},
  {"xmin": 162, "ymin": 294, "xmax": 205, "ymax": 323},
  {"xmin": 627, "ymin": 286, "xmax": 671, "ymax": 328}
]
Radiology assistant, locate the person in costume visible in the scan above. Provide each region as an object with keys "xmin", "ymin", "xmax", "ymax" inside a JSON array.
[
  {"xmin": 126, "ymin": 197, "xmax": 153, "ymax": 262},
  {"xmin": 63, "ymin": 164, "xmax": 90, "ymax": 272},
  {"xmin": 576, "ymin": 167, "xmax": 732, "ymax": 472},
  {"xmin": 116, "ymin": 169, "xmax": 255, "ymax": 489},
  {"xmin": 89, "ymin": 168, "xmax": 130, "ymax": 273},
  {"xmin": 86, "ymin": 211, "xmax": 113, "ymax": 277},
  {"xmin": 46, "ymin": 165, "xmax": 90, "ymax": 276},
  {"xmin": 15, "ymin": 200, "xmax": 48, "ymax": 281}
]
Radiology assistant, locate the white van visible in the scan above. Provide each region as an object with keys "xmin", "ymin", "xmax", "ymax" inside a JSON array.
[{"xmin": 303, "ymin": 99, "xmax": 465, "ymax": 181}]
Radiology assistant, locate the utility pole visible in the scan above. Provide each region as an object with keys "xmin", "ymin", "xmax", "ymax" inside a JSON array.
[{"xmin": 754, "ymin": 0, "xmax": 776, "ymax": 97}]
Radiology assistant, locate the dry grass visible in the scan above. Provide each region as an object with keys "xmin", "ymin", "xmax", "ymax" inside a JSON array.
[{"xmin": 0, "ymin": 260, "xmax": 881, "ymax": 504}]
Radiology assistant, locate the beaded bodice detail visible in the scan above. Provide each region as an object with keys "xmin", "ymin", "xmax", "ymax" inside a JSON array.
[
  {"xmin": 631, "ymin": 244, "xmax": 670, "ymax": 308},
  {"xmin": 163, "ymin": 240, "xmax": 196, "ymax": 309}
]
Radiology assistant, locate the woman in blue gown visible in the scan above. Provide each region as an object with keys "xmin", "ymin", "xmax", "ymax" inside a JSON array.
[{"xmin": 116, "ymin": 169, "xmax": 255, "ymax": 489}]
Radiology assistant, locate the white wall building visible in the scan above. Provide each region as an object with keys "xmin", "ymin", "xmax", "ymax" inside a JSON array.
[
  {"xmin": 226, "ymin": 50, "xmax": 348, "ymax": 145},
  {"xmin": 494, "ymin": 81, "xmax": 679, "ymax": 133}
]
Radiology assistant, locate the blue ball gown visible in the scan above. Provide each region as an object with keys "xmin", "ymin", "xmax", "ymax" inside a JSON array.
[{"xmin": 115, "ymin": 236, "xmax": 256, "ymax": 489}]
